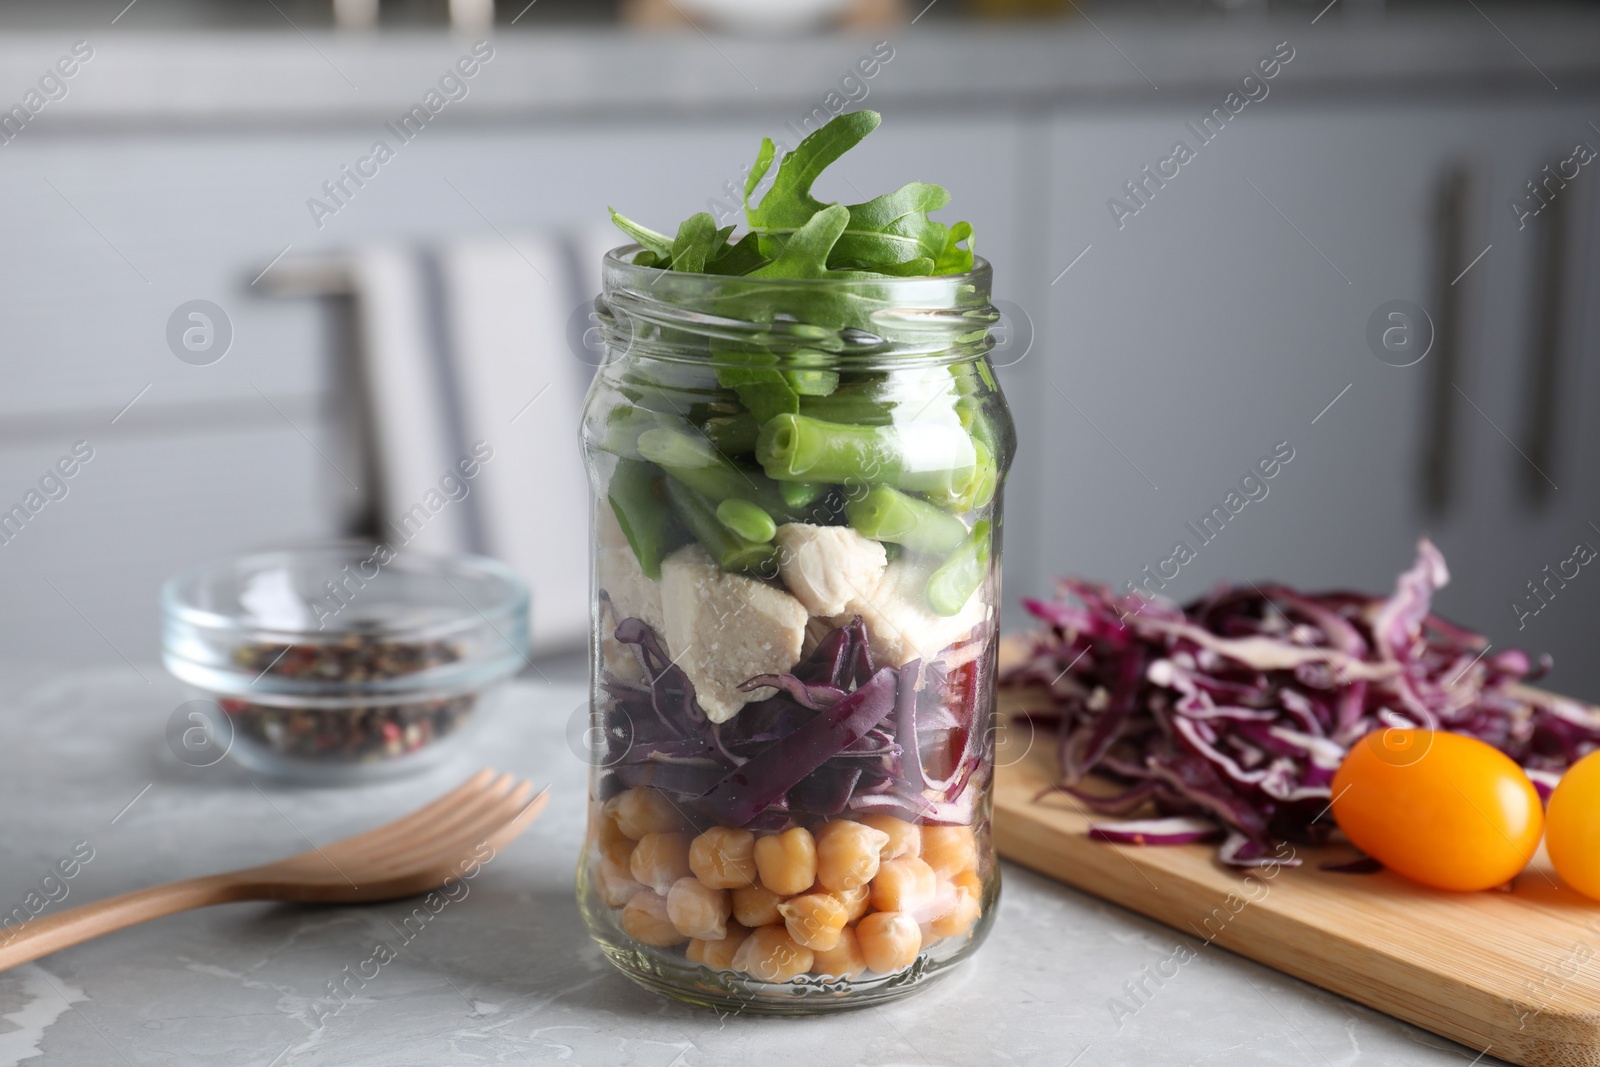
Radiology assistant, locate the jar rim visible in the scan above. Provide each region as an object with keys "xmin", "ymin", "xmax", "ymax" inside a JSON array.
[
  {"xmin": 603, "ymin": 244, "xmax": 992, "ymax": 295},
  {"xmin": 160, "ymin": 542, "xmax": 528, "ymax": 636},
  {"xmin": 159, "ymin": 543, "xmax": 530, "ymax": 698},
  {"xmin": 598, "ymin": 245, "xmax": 997, "ymax": 368}
]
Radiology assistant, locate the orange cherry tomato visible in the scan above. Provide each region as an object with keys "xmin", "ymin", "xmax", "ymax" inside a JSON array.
[
  {"xmin": 1331, "ymin": 728, "xmax": 1543, "ymax": 892},
  {"xmin": 1546, "ymin": 750, "xmax": 1600, "ymax": 901}
]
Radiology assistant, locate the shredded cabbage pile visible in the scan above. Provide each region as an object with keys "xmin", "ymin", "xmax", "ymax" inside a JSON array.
[{"xmin": 1003, "ymin": 539, "xmax": 1600, "ymax": 865}]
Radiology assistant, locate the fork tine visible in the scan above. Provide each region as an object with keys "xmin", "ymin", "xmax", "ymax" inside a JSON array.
[
  {"xmin": 380, "ymin": 779, "xmax": 539, "ymax": 871},
  {"xmin": 356, "ymin": 771, "xmax": 516, "ymax": 864},
  {"xmin": 481, "ymin": 788, "xmax": 550, "ymax": 853},
  {"xmin": 322, "ymin": 768, "xmax": 499, "ymax": 859},
  {"xmin": 380, "ymin": 780, "xmax": 537, "ymax": 870}
]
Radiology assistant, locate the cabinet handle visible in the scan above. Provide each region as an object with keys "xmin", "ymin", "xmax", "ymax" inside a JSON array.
[
  {"xmin": 1521, "ymin": 169, "xmax": 1567, "ymax": 506},
  {"xmin": 1419, "ymin": 164, "xmax": 1468, "ymax": 515}
]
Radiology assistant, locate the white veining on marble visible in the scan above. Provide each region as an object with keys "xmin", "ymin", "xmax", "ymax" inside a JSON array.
[{"xmin": 0, "ymin": 966, "xmax": 85, "ymax": 1067}]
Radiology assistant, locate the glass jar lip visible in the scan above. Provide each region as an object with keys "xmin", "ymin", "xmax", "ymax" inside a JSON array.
[
  {"xmin": 159, "ymin": 542, "xmax": 530, "ymax": 698},
  {"xmin": 160, "ymin": 542, "xmax": 528, "ymax": 636},
  {"xmin": 603, "ymin": 244, "xmax": 992, "ymax": 294},
  {"xmin": 599, "ymin": 244, "xmax": 997, "ymax": 368}
]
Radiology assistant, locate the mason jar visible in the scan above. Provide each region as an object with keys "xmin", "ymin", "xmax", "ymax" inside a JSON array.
[{"xmin": 575, "ymin": 246, "xmax": 1015, "ymax": 1012}]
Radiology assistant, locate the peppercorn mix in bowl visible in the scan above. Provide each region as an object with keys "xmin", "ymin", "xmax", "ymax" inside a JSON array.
[{"xmin": 162, "ymin": 544, "xmax": 529, "ymax": 781}]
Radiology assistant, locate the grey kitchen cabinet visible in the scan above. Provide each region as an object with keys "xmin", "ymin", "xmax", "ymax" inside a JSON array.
[
  {"xmin": 1442, "ymin": 100, "xmax": 1600, "ymax": 699},
  {"xmin": 3, "ymin": 17, "xmax": 1599, "ymax": 699},
  {"xmin": 1028, "ymin": 93, "xmax": 1600, "ymax": 698}
]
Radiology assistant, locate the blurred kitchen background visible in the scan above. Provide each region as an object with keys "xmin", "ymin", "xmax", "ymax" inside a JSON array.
[{"xmin": 2, "ymin": 0, "xmax": 1597, "ymax": 697}]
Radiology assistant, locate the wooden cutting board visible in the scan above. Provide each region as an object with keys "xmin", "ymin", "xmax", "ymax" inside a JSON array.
[{"xmin": 993, "ymin": 684, "xmax": 1600, "ymax": 1067}]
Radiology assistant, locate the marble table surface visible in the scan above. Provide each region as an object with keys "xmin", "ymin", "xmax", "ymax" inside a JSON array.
[{"xmin": 0, "ymin": 666, "xmax": 1509, "ymax": 1067}]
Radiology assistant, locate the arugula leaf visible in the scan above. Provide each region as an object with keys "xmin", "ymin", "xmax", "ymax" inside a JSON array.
[
  {"xmin": 608, "ymin": 111, "xmax": 979, "ymax": 290},
  {"xmin": 706, "ymin": 231, "xmax": 766, "ymax": 276},
  {"xmin": 609, "ymin": 207, "xmax": 674, "ymax": 259},
  {"xmin": 743, "ymin": 138, "xmax": 777, "ymax": 216},
  {"xmin": 933, "ymin": 220, "xmax": 975, "ymax": 275},
  {"xmin": 714, "ymin": 347, "xmax": 800, "ymax": 423},
  {"xmin": 669, "ymin": 212, "xmax": 719, "ymax": 273},
  {"xmin": 830, "ymin": 181, "xmax": 951, "ymax": 275},
  {"xmin": 750, "ymin": 203, "xmax": 851, "ymax": 279},
  {"xmin": 746, "ymin": 111, "xmax": 881, "ymax": 252}
]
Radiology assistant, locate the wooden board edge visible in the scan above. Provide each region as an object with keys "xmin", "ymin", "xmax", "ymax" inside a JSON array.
[{"xmin": 993, "ymin": 817, "xmax": 1600, "ymax": 1067}]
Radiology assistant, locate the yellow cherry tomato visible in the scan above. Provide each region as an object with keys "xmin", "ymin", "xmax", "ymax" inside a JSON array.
[
  {"xmin": 1331, "ymin": 728, "xmax": 1542, "ymax": 892},
  {"xmin": 1546, "ymin": 750, "xmax": 1600, "ymax": 901}
]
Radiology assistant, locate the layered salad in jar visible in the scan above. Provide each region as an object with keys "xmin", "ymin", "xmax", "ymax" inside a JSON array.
[{"xmin": 579, "ymin": 111, "xmax": 1012, "ymax": 1001}]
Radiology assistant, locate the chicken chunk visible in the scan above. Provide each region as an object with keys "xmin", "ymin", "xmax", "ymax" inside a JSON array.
[
  {"xmin": 774, "ymin": 523, "xmax": 888, "ymax": 617},
  {"xmin": 598, "ymin": 543, "xmax": 664, "ymax": 634},
  {"xmin": 660, "ymin": 544, "xmax": 808, "ymax": 723},
  {"xmin": 596, "ymin": 506, "xmax": 664, "ymax": 683},
  {"xmin": 833, "ymin": 558, "xmax": 989, "ymax": 667}
]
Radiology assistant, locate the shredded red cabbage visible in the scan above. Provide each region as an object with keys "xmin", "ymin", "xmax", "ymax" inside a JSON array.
[
  {"xmin": 1087, "ymin": 816, "xmax": 1221, "ymax": 846},
  {"xmin": 597, "ymin": 615, "xmax": 987, "ymax": 830},
  {"xmin": 1004, "ymin": 538, "xmax": 1600, "ymax": 866}
]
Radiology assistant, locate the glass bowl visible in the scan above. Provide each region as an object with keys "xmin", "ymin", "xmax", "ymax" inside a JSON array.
[{"xmin": 161, "ymin": 544, "xmax": 529, "ymax": 782}]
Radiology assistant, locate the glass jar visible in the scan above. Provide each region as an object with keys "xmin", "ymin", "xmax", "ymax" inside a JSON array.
[{"xmin": 576, "ymin": 248, "xmax": 1015, "ymax": 1012}]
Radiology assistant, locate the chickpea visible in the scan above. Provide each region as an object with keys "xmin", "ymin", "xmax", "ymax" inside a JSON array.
[
  {"xmin": 630, "ymin": 832, "xmax": 691, "ymax": 895},
  {"xmin": 595, "ymin": 839, "xmax": 642, "ymax": 908},
  {"xmin": 591, "ymin": 804, "xmax": 631, "ymax": 849},
  {"xmin": 833, "ymin": 883, "xmax": 870, "ymax": 923},
  {"xmin": 601, "ymin": 837, "xmax": 634, "ymax": 867},
  {"xmin": 921, "ymin": 824, "xmax": 978, "ymax": 879},
  {"xmin": 930, "ymin": 883, "xmax": 981, "ymax": 940},
  {"xmin": 666, "ymin": 876, "xmax": 730, "ymax": 940},
  {"xmin": 754, "ymin": 827, "xmax": 816, "ymax": 896},
  {"xmin": 952, "ymin": 867, "xmax": 983, "ymax": 899},
  {"xmin": 810, "ymin": 925, "xmax": 868, "ymax": 978},
  {"xmin": 731, "ymin": 883, "xmax": 784, "ymax": 928},
  {"xmin": 731, "ymin": 925, "xmax": 814, "ymax": 983},
  {"xmin": 606, "ymin": 787, "xmax": 685, "ymax": 840},
  {"xmin": 815, "ymin": 820, "xmax": 890, "ymax": 892},
  {"xmin": 689, "ymin": 827, "xmax": 757, "ymax": 889},
  {"xmin": 857, "ymin": 911, "xmax": 921, "ymax": 974},
  {"xmin": 620, "ymin": 891, "xmax": 686, "ymax": 947},
  {"xmin": 870, "ymin": 856, "xmax": 937, "ymax": 914},
  {"xmin": 686, "ymin": 924, "xmax": 750, "ymax": 971},
  {"xmin": 858, "ymin": 813, "xmax": 920, "ymax": 860},
  {"xmin": 777, "ymin": 892, "xmax": 849, "ymax": 951}
]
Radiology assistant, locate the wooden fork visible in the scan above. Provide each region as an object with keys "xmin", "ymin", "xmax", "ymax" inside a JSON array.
[{"xmin": 0, "ymin": 769, "xmax": 549, "ymax": 973}]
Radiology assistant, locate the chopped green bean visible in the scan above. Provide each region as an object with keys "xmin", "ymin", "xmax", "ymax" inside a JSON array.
[
  {"xmin": 798, "ymin": 391, "xmax": 893, "ymax": 426},
  {"xmin": 756, "ymin": 413, "xmax": 976, "ymax": 496},
  {"xmin": 702, "ymin": 412, "xmax": 761, "ymax": 455},
  {"xmin": 925, "ymin": 520, "xmax": 990, "ymax": 616},
  {"xmin": 637, "ymin": 425, "xmax": 821, "ymax": 523},
  {"xmin": 663, "ymin": 477, "xmax": 777, "ymax": 576},
  {"xmin": 715, "ymin": 498, "xmax": 777, "ymax": 543},
  {"xmin": 844, "ymin": 485, "xmax": 969, "ymax": 556},
  {"xmin": 779, "ymin": 480, "xmax": 829, "ymax": 509},
  {"xmin": 606, "ymin": 459, "xmax": 682, "ymax": 579},
  {"xmin": 923, "ymin": 438, "xmax": 998, "ymax": 512},
  {"xmin": 637, "ymin": 427, "xmax": 760, "ymax": 502},
  {"xmin": 784, "ymin": 368, "xmax": 840, "ymax": 396},
  {"xmin": 595, "ymin": 407, "xmax": 677, "ymax": 460}
]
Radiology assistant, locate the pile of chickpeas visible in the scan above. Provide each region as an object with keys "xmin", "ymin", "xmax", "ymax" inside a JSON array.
[{"xmin": 591, "ymin": 787, "xmax": 984, "ymax": 983}]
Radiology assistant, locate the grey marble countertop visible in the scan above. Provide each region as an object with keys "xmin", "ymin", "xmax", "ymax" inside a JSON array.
[{"xmin": 0, "ymin": 666, "xmax": 1508, "ymax": 1067}]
